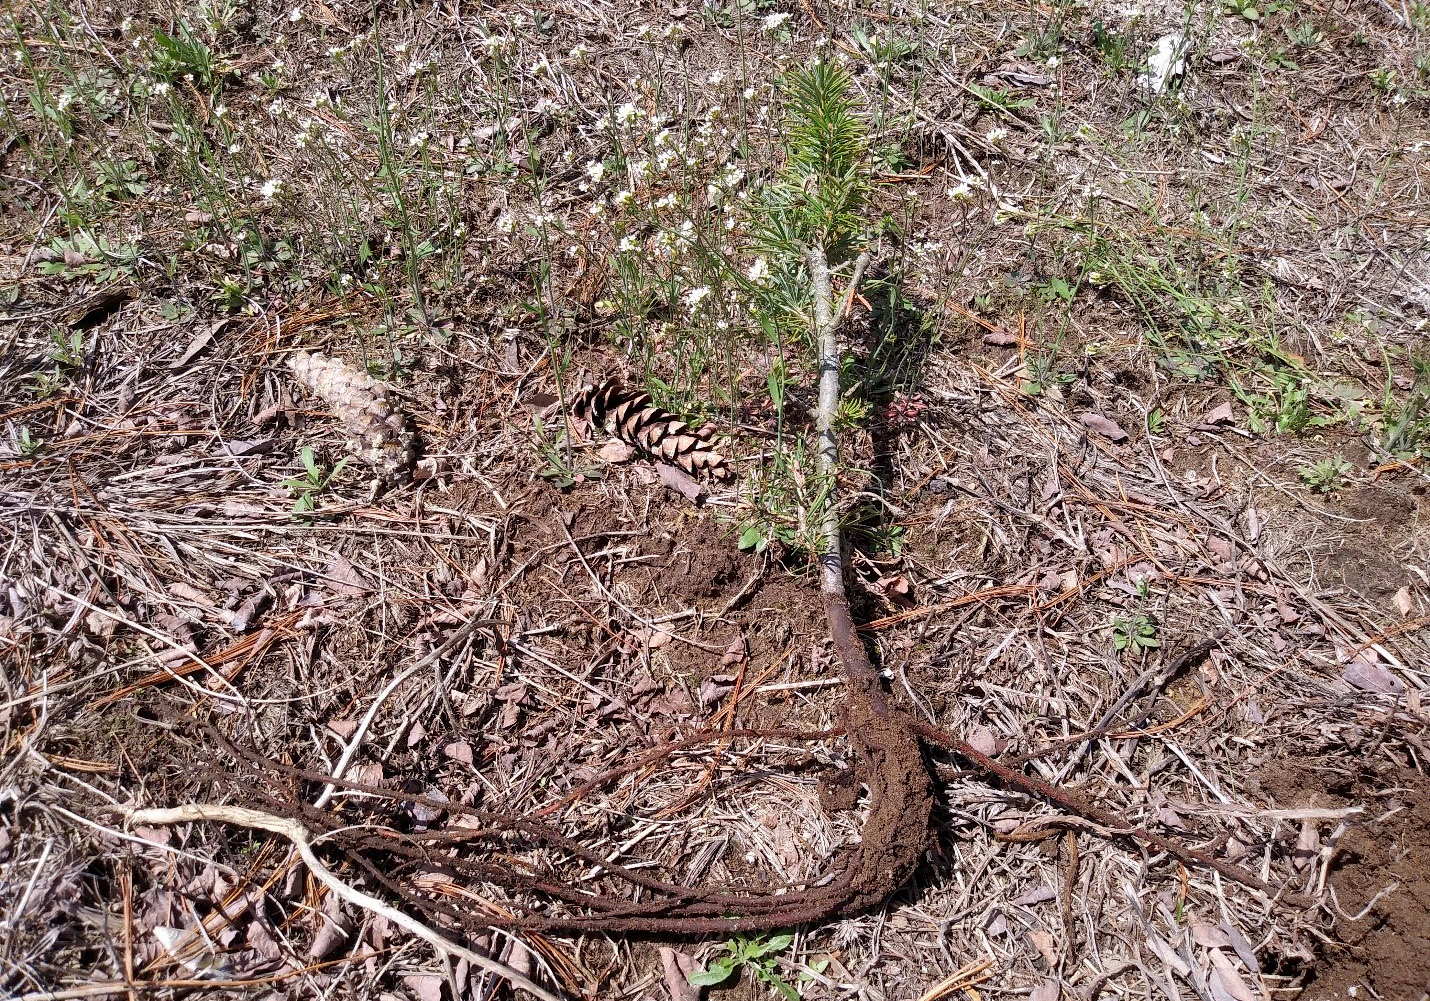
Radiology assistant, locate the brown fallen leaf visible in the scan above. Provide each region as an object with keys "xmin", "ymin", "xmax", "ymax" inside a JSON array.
[
  {"xmin": 659, "ymin": 947, "xmax": 701, "ymax": 1001},
  {"xmin": 1190, "ymin": 920, "xmax": 1231, "ymax": 948},
  {"xmin": 1081, "ymin": 412, "xmax": 1128, "ymax": 442},
  {"xmin": 655, "ymin": 461, "xmax": 704, "ymax": 504},
  {"xmin": 721, "ymin": 635, "xmax": 747, "ymax": 667},
  {"xmin": 983, "ymin": 328, "xmax": 1020, "ymax": 346},
  {"xmin": 597, "ymin": 440, "xmax": 635, "ymax": 463},
  {"xmin": 1199, "ymin": 400, "xmax": 1236, "ymax": 428},
  {"xmin": 1393, "ymin": 585, "xmax": 1413, "ymax": 617},
  {"xmin": 1208, "ymin": 949, "xmax": 1260, "ymax": 1001},
  {"xmin": 1340, "ymin": 648, "xmax": 1404, "ymax": 694}
]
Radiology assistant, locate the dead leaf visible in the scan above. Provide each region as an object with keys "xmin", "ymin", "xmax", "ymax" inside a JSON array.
[
  {"xmin": 968, "ymin": 724, "xmax": 999, "ymax": 756},
  {"xmin": 1025, "ymin": 927, "xmax": 1058, "ymax": 967},
  {"xmin": 699, "ymin": 674, "xmax": 736, "ymax": 707},
  {"xmin": 1293, "ymin": 819, "xmax": 1320, "ymax": 869},
  {"xmin": 983, "ymin": 328, "xmax": 1020, "ymax": 346},
  {"xmin": 1190, "ymin": 920, "xmax": 1231, "ymax": 948},
  {"xmin": 308, "ymin": 893, "xmax": 353, "ymax": 959},
  {"xmin": 638, "ymin": 627, "xmax": 674, "ymax": 649},
  {"xmin": 1200, "ymin": 401, "xmax": 1235, "ymax": 427},
  {"xmin": 1208, "ymin": 949, "xmax": 1259, "ymax": 1001},
  {"xmin": 1081, "ymin": 412, "xmax": 1128, "ymax": 442},
  {"xmin": 721, "ymin": 635, "xmax": 747, "ymax": 667},
  {"xmin": 443, "ymin": 741, "xmax": 473, "ymax": 765},
  {"xmin": 1011, "ymin": 885, "xmax": 1057, "ymax": 906},
  {"xmin": 170, "ymin": 321, "xmax": 226, "ymax": 370},
  {"xmin": 326, "ymin": 718, "xmax": 357, "ymax": 738},
  {"xmin": 228, "ymin": 589, "xmax": 270, "ymax": 632},
  {"xmin": 659, "ymin": 947, "xmax": 701, "ymax": 1001},
  {"xmin": 1340, "ymin": 649, "xmax": 1404, "ymax": 694},
  {"xmin": 408, "ymin": 786, "xmax": 447, "ymax": 826},
  {"xmin": 598, "ymin": 440, "xmax": 635, "ymax": 463},
  {"xmin": 401, "ymin": 974, "xmax": 444, "ymax": 1001},
  {"xmin": 876, "ymin": 574, "xmax": 916, "ymax": 607},
  {"xmin": 322, "ymin": 555, "xmax": 370, "ymax": 595},
  {"xmin": 1393, "ymin": 586, "xmax": 1413, "ymax": 617},
  {"xmin": 1029, "ymin": 983, "xmax": 1059, "ymax": 1001},
  {"xmin": 655, "ymin": 461, "xmax": 704, "ymax": 504}
]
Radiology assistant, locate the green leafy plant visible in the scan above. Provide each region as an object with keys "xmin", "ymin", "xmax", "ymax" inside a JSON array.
[
  {"xmin": 532, "ymin": 413, "xmax": 601, "ymax": 490},
  {"xmin": 1092, "ymin": 20, "xmax": 1136, "ymax": 72},
  {"xmin": 689, "ymin": 932, "xmax": 800, "ymax": 1000},
  {"xmin": 15, "ymin": 426, "xmax": 44, "ymax": 456},
  {"xmin": 49, "ymin": 328, "xmax": 85, "ymax": 369},
  {"xmin": 97, "ymin": 159, "xmax": 148, "ymax": 199},
  {"xmin": 850, "ymin": 22, "xmax": 918, "ymax": 67},
  {"xmin": 1297, "ymin": 456, "xmax": 1352, "ymax": 494},
  {"xmin": 39, "ymin": 231, "xmax": 140, "ymax": 282},
  {"xmin": 1285, "ymin": 20, "xmax": 1322, "ymax": 47},
  {"xmin": 1112, "ymin": 613, "xmax": 1160, "ymax": 655},
  {"xmin": 151, "ymin": 23, "xmax": 222, "ymax": 93},
  {"xmin": 282, "ymin": 445, "xmax": 350, "ymax": 514},
  {"xmin": 1378, "ymin": 353, "xmax": 1430, "ymax": 459},
  {"xmin": 966, "ymin": 81, "xmax": 1033, "ymax": 113},
  {"xmin": 1020, "ymin": 351, "xmax": 1075, "ymax": 398},
  {"xmin": 1222, "ymin": 0, "xmax": 1261, "ymax": 20}
]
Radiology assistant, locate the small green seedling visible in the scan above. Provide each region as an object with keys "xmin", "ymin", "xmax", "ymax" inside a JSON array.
[
  {"xmin": 282, "ymin": 445, "xmax": 349, "ymax": 514},
  {"xmin": 1112, "ymin": 613, "xmax": 1160, "ymax": 655},
  {"xmin": 1297, "ymin": 456, "xmax": 1352, "ymax": 494},
  {"xmin": 689, "ymin": 932, "xmax": 800, "ymax": 1000}
]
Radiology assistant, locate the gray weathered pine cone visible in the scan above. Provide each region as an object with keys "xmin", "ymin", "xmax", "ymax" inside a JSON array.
[
  {"xmin": 572, "ymin": 377, "xmax": 732, "ymax": 479},
  {"xmin": 286, "ymin": 350, "xmax": 415, "ymax": 486}
]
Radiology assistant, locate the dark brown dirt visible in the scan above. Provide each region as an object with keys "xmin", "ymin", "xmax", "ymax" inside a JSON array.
[{"xmin": 1256, "ymin": 755, "xmax": 1430, "ymax": 1001}]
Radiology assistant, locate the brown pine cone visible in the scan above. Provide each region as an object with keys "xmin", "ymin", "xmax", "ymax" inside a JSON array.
[
  {"xmin": 286, "ymin": 350, "xmax": 416, "ymax": 486},
  {"xmin": 572, "ymin": 377, "xmax": 732, "ymax": 479}
]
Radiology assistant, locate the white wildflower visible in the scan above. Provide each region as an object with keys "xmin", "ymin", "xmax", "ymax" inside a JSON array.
[
  {"xmin": 569, "ymin": 44, "xmax": 589, "ymax": 59},
  {"xmin": 268, "ymin": 98, "xmax": 283, "ymax": 115},
  {"xmin": 152, "ymin": 80, "xmax": 171, "ymax": 97},
  {"xmin": 585, "ymin": 160, "xmax": 605, "ymax": 184},
  {"xmin": 685, "ymin": 286, "xmax": 711, "ymax": 310},
  {"xmin": 743, "ymin": 87, "xmax": 755, "ymax": 100},
  {"xmin": 762, "ymin": 12, "xmax": 791, "ymax": 30},
  {"xmin": 615, "ymin": 101, "xmax": 641, "ymax": 125},
  {"xmin": 654, "ymin": 192, "xmax": 677, "ymax": 209},
  {"xmin": 747, "ymin": 257, "xmax": 769, "ymax": 282},
  {"xmin": 289, "ymin": 7, "xmax": 303, "ymax": 22},
  {"xmin": 617, "ymin": 234, "xmax": 639, "ymax": 252},
  {"xmin": 259, "ymin": 178, "xmax": 283, "ymax": 199},
  {"xmin": 1046, "ymin": 55, "xmax": 1061, "ymax": 68},
  {"xmin": 986, "ymin": 126, "xmax": 1008, "ymax": 143},
  {"xmin": 533, "ymin": 97, "xmax": 560, "ymax": 115},
  {"xmin": 947, "ymin": 183, "xmax": 973, "ymax": 201},
  {"xmin": 213, "ymin": 103, "xmax": 228, "ymax": 118},
  {"xmin": 707, "ymin": 70, "xmax": 725, "ymax": 85},
  {"xmin": 495, "ymin": 213, "xmax": 515, "ymax": 234}
]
